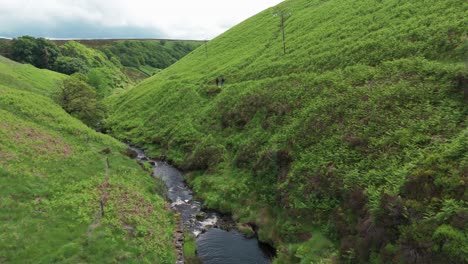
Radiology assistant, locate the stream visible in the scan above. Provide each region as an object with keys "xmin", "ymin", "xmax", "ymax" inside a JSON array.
[{"xmin": 130, "ymin": 147, "xmax": 275, "ymax": 264}]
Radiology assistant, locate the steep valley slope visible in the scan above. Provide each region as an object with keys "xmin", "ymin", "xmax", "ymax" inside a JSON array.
[
  {"xmin": 0, "ymin": 55, "xmax": 176, "ymax": 263},
  {"xmin": 107, "ymin": 0, "xmax": 467, "ymax": 263}
]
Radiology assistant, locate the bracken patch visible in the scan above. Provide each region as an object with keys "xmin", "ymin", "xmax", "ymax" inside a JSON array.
[{"xmin": 1, "ymin": 122, "xmax": 73, "ymax": 158}]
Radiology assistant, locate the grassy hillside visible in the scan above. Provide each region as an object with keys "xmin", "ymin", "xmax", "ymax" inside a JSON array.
[
  {"xmin": 0, "ymin": 56, "xmax": 65, "ymax": 96},
  {"xmin": 0, "ymin": 56, "xmax": 175, "ymax": 263},
  {"xmin": 107, "ymin": 0, "xmax": 467, "ymax": 263}
]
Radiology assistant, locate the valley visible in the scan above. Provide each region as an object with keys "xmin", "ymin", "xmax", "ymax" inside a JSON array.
[{"xmin": 0, "ymin": 0, "xmax": 467, "ymax": 263}]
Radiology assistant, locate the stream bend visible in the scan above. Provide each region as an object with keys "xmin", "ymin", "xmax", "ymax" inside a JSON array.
[{"xmin": 130, "ymin": 147, "xmax": 273, "ymax": 264}]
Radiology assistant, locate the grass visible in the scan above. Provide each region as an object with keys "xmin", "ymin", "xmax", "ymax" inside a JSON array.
[
  {"xmin": 182, "ymin": 233, "xmax": 196, "ymax": 258},
  {"xmin": 107, "ymin": 0, "xmax": 467, "ymax": 262},
  {"xmin": 0, "ymin": 56, "xmax": 65, "ymax": 96},
  {"xmin": 183, "ymin": 232, "xmax": 203, "ymax": 264},
  {"xmin": 0, "ymin": 56, "xmax": 176, "ymax": 263}
]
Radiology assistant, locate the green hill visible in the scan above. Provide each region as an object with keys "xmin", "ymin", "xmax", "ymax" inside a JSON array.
[
  {"xmin": 0, "ymin": 56, "xmax": 175, "ymax": 263},
  {"xmin": 0, "ymin": 56, "xmax": 65, "ymax": 96},
  {"xmin": 107, "ymin": 0, "xmax": 467, "ymax": 263}
]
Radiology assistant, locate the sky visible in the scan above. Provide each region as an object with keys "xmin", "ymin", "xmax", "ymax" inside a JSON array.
[{"xmin": 0, "ymin": 0, "xmax": 284, "ymax": 40}]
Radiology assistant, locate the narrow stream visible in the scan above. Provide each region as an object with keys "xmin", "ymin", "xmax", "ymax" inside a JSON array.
[{"xmin": 130, "ymin": 147, "xmax": 274, "ymax": 264}]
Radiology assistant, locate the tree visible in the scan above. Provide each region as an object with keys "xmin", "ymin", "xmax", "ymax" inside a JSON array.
[
  {"xmin": 0, "ymin": 40, "xmax": 13, "ymax": 58},
  {"xmin": 86, "ymin": 68, "xmax": 109, "ymax": 96},
  {"xmin": 11, "ymin": 36, "xmax": 37, "ymax": 64},
  {"xmin": 55, "ymin": 75, "xmax": 105, "ymax": 128},
  {"xmin": 53, "ymin": 56, "xmax": 88, "ymax": 75},
  {"xmin": 10, "ymin": 36, "xmax": 60, "ymax": 69},
  {"xmin": 34, "ymin": 38, "xmax": 60, "ymax": 69}
]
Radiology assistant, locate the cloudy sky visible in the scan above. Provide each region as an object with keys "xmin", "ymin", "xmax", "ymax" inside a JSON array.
[{"xmin": 0, "ymin": 0, "xmax": 284, "ymax": 40}]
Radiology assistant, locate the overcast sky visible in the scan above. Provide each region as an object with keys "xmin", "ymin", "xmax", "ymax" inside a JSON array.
[{"xmin": 0, "ymin": 0, "xmax": 284, "ymax": 40}]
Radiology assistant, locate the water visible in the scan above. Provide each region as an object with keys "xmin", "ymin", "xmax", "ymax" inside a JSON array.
[
  {"xmin": 130, "ymin": 147, "xmax": 274, "ymax": 264},
  {"xmin": 197, "ymin": 229, "xmax": 270, "ymax": 264}
]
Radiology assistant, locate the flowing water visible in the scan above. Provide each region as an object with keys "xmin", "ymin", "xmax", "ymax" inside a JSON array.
[{"xmin": 130, "ymin": 147, "xmax": 274, "ymax": 264}]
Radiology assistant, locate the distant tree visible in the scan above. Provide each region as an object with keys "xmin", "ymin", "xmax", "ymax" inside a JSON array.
[
  {"xmin": 10, "ymin": 36, "xmax": 60, "ymax": 69},
  {"xmin": 11, "ymin": 36, "xmax": 37, "ymax": 64},
  {"xmin": 53, "ymin": 56, "xmax": 88, "ymax": 75},
  {"xmin": 0, "ymin": 40, "xmax": 13, "ymax": 58},
  {"xmin": 34, "ymin": 38, "xmax": 60, "ymax": 69},
  {"xmin": 55, "ymin": 75, "xmax": 105, "ymax": 128}
]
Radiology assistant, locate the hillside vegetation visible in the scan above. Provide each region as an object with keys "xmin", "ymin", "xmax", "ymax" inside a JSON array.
[
  {"xmin": 0, "ymin": 37, "xmax": 201, "ymax": 90},
  {"xmin": 0, "ymin": 56, "xmax": 176, "ymax": 263},
  {"xmin": 107, "ymin": 0, "xmax": 467, "ymax": 263},
  {"xmin": 0, "ymin": 37, "xmax": 131, "ymax": 95},
  {"xmin": 60, "ymin": 41, "xmax": 130, "ymax": 95},
  {"xmin": 98, "ymin": 40, "xmax": 202, "ymax": 78}
]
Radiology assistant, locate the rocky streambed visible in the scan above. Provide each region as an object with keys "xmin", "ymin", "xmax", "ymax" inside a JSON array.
[{"xmin": 130, "ymin": 147, "xmax": 275, "ymax": 264}]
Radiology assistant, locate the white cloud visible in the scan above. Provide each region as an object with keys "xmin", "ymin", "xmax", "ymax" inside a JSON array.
[{"xmin": 0, "ymin": 0, "xmax": 284, "ymax": 39}]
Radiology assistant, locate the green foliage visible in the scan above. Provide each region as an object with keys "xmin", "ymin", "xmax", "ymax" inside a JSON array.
[
  {"xmin": 293, "ymin": 232, "xmax": 335, "ymax": 263},
  {"xmin": 183, "ymin": 233, "xmax": 197, "ymax": 259},
  {"xmin": 87, "ymin": 68, "xmax": 112, "ymax": 96},
  {"xmin": 34, "ymin": 37, "xmax": 61, "ymax": 69},
  {"xmin": 53, "ymin": 56, "xmax": 89, "ymax": 75},
  {"xmin": 98, "ymin": 40, "xmax": 201, "ymax": 70},
  {"xmin": 11, "ymin": 36, "xmax": 38, "ymax": 65},
  {"xmin": 59, "ymin": 41, "xmax": 130, "ymax": 90},
  {"xmin": 0, "ymin": 39, "xmax": 12, "ymax": 58},
  {"xmin": 433, "ymin": 224, "xmax": 468, "ymax": 261},
  {"xmin": 183, "ymin": 232, "xmax": 203, "ymax": 263},
  {"xmin": 55, "ymin": 75, "xmax": 105, "ymax": 128},
  {"xmin": 10, "ymin": 36, "xmax": 60, "ymax": 69}
]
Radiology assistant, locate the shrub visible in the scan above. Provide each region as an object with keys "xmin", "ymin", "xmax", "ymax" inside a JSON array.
[
  {"xmin": 55, "ymin": 75, "xmax": 105, "ymax": 128},
  {"xmin": 53, "ymin": 56, "xmax": 88, "ymax": 75}
]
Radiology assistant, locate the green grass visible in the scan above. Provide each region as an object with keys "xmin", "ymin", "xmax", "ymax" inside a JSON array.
[
  {"xmin": 0, "ymin": 56, "xmax": 65, "ymax": 96},
  {"xmin": 182, "ymin": 233, "xmax": 196, "ymax": 258},
  {"xmin": 183, "ymin": 232, "xmax": 202, "ymax": 264},
  {"xmin": 0, "ymin": 55, "xmax": 176, "ymax": 263},
  {"xmin": 107, "ymin": 0, "xmax": 467, "ymax": 262}
]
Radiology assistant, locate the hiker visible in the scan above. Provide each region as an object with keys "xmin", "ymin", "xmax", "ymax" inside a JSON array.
[
  {"xmin": 215, "ymin": 78, "xmax": 220, "ymax": 87},
  {"xmin": 221, "ymin": 77, "xmax": 225, "ymax": 88}
]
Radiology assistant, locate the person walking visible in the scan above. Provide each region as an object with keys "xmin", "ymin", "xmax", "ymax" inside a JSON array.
[
  {"xmin": 215, "ymin": 78, "xmax": 220, "ymax": 87},
  {"xmin": 221, "ymin": 77, "xmax": 225, "ymax": 88}
]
